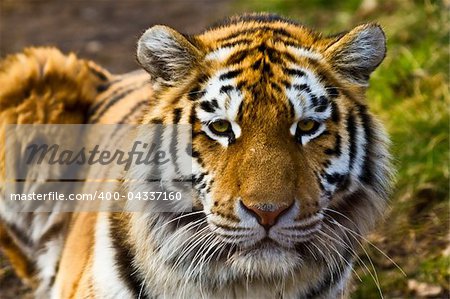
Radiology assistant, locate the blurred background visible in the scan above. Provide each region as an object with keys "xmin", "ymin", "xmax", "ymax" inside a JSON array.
[{"xmin": 0, "ymin": 0, "xmax": 448, "ymax": 298}]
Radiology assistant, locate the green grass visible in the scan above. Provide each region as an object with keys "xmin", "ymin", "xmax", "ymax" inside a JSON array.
[{"xmin": 233, "ymin": 0, "xmax": 449, "ymax": 297}]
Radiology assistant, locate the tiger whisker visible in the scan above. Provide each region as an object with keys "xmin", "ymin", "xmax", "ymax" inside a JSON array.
[
  {"xmin": 151, "ymin": 210, "xmax": 207, "ymax": 235},
  {"xmin": 321, "ymin": 223, "xmax": 369, "ymax": 276},
  {"xmin": 326, "ymin": 219, "xmax": 384, "ymax": 299},
  {"xmin": 324, "ymin": 211, "xmax": 406, "ymax": 277},
  {"xmin": 317, "ymin": 229, "xmax": 362, "ymax": 282}
]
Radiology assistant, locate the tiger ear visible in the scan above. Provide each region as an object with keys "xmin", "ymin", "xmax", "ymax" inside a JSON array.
[
  {"xmin": 325, "ymin": 23, "xmax": 386, "ymax": 85},
  {"xmin": 137, "ymin": 25, "xmax": 201, "ymax": 85}
]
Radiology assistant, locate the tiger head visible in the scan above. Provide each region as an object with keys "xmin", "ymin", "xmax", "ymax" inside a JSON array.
[{"xmin": 135, "ymin": 14, "xmax": 392, "ymax": 280}]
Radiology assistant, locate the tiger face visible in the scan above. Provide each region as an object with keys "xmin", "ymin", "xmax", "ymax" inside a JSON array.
[{"xmin": 136, "ymin": 14, "xmax": 391, "ymax": 281}]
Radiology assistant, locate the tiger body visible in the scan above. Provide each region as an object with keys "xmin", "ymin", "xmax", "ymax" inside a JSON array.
[{"xmin": 0, "ymin": 14, "xmax": 392, "ymax": 299}]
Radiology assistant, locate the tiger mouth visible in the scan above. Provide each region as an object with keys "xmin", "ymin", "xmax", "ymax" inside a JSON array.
[
  {"xmin": 166, "ymin": 209, "xmax": 323, "ymax": 248},
  {"xmin": 213, "ymin": 218, "xmax": 323, "ymax": 249}
]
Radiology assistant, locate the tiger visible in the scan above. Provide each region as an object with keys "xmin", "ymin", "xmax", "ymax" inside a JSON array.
[{"xmin": 0, "ymin": 13, "xmax": 392, "ymax": 299}]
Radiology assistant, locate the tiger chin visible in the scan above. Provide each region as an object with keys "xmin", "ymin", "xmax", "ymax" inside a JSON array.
[{"xmin": 0, "ymin": 13, "xmax": 393, "ymax": 299}]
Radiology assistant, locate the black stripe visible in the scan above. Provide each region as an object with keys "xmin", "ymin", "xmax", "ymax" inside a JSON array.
[
  {"xmin": 271, "ymin": 82, "xmax": 282, "ymax": 93},
  {"xmin": 88, "ymin": 81, "xmax": 142, "ymax": 118},
  {"xmin": 316, "ymin": 172, "xmax": 325, "ymax": 191},
  {"xmin": 293, "ymin": 84, "xmax": 310, "ymax": 93},
  {"xmin": 88, "ymin": 65, "xmax": 109, "ymax": 81},
  {"xmin": 173, "ymin": 108, "xmax": 183, "ymax": 124},
  {"xmin": 324, "ymin": 172, "xmax": 347, "ymax": 186},
  {"xmin": 237, "ymin": 101, "xmax": 244, "ymax": 122},
  {"xmin": 280, "ymin": 50, "xmax": 298, "ymax": 63},
  {"xmin": 189, "ymin": 105, "xmax": 197, "ymax": 125},
  {"xmin": 281, "ymin": 79, "xmax": 291, "ymax": 88},
  {"xmin": 200, "ymin": 101, "xmax": 216, "ymax": 113},
  {"xmin": 315, "ymin": 96, "xmax": 329, "ymax": 113},
  {"xmin": 220, "ymin": 85, "xmax": 234, "ymax": 94},
  {"xmin": 346, "ymin": 111, "xmax": 357, "ymax": 171},
  {"xmin": 236, "ymin": 81, "xmax": 246, "ymax": 90},
  {"xmin": 219, "ymin": 39, "xmax": 253, "ymax": 49},
  {"xmin": 117, "ymin": 100, "xmax": 148, "ymax": 124},
  {"xmin": 280, "ymin": 40, "xmax": 305, "ymax": 49},
  {"xmin": 109, "ymin": 215, "xmax": 148, "ymax": 298},
  {"xmin": 330, "ymin": 100, "xmax": 340, "ymax": 123},
  {"xmin": 212, "ymin": 14, "xmax": 300, "ymax": 28},
  {"xmin": 191, "ymin": 150, "xmax": 201, "ymax": 158},
  {"xmin": 322, "ymin": 159, "xmax": 331, "ymax": 169},
  {"xmin": 262, "ymin": 62, "xmax": 272, "ymax": 74},
  {"xmin": 170, "ymin": 108, "xmax": 183, "ymax": 174},
  {"xmin": 356, "ymin": 104, "xmax": 374, "ymax": 185},
  {"xmin": 287, "ymin": 100, "xmax": 295, "ymax": 118},
  {"xmin": 210, "ymin": 99, "xmax": 219, "ymax": 109},
  {"xmin": 150, "ymin": 118, "xmax": 163, "ymax": 124},
  {"xmin": 48, "ymin": 261, "xmax": 59, "ymax": 288},
  {"xmin": 285, "ymin": 68, "xmax": 305, "ymax": 77},
  {"xmin": 251, "ymin": 59, "xmax": 262, "ymax": 70},
  {"xmin": 2, "ymin": 221, "xmax": 34, "ymax": 247},
  {"xmin": 326, "ymin": 86, "xmax": 340, "ymax": 99},
  {"xmin": 90, "ymin": 82, "xmax": 147, "ymax": 123},
  {"xmin": 187, "ymin": 85, "xmax": 206, "ymax": 101},
  {"xmin": 217, "ymin": 29, "xmax": 257, "ymax": 42},
  {"xmin": 324, "ymin": 134, "xmax": 341, "ymax": 156},
  {"xmin": 264, "ymin": 47, "xmax": 283, "ymax": 64},
  {"xmin": 88, "ymin": 85, "xmax": 127, "ymax": 117},
  {"xmin": 96, "ymin": 83, "xmax": 110, "ymax": 93},
  {"xmin": 191, "ymin": 148, "xmax": 204, "ymax": 165},
  {"xmin": 226, "ymin": 50, "xmax": 249, "ymax": 64},
  {"xmin": 259, "ymin": 44, "xmax": 269, "ymax": 53},
  {"xmin": 38, "ymin": 221, "xmax": 66, "ymax": 246},
  {"xmin": 194, "ymin": 173, "xmax": 205, "ymax": 185},
  {"xmin": 219, "ymin": 69, "xmax": 242, "ymax": 80},
  {"xmin": 309, "ymin": 94, "xmax": 318, "ymax": 107},
  {"xmin": 219, "ymin": 27, "xmax": 294, "ymax": 42}
]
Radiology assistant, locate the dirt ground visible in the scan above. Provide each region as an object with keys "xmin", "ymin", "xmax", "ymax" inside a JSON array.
[
  {"xmin": 0, "ymin": 0, "xmax": 232, "ymax": 73},
  {"xmin": 0, "ymin": 0, "xmax": 232, "ymax": 297}
]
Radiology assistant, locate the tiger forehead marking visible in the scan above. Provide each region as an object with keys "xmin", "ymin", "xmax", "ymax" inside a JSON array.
[
  {"xmin": 196, "ymin": 69, "xmax": 244, "ymax": 147},
  {"xmin": 197, "ymin": 37, "xmax": 336, "ymax": 151}
]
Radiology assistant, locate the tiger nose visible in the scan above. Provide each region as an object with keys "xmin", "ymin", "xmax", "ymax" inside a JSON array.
[{"xmin": 240, "ymin": 201, "xmax": 292, "ymax": 229}]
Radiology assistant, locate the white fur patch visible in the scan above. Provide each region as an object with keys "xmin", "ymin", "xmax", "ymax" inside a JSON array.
[
  {"xmin": 196, "ymin": 69, "xmax": 243, "ymax": 147},
  {"xmin": 352, "ymin": 113, "xmax": 367, "ymax": 179},
  {"xmin": 287, "ymin": 46, "xmax": 323, "ymax": 60},
  {"xmin": 205, "ymin": 47, "xmax": 234, "ymax": 62},
  {"xmin": 286, "ymin": 67, "xmax": 331, "ymax": 122},
  {"xmin": 286, "ymin": 66, "xmax": 331, "ymax": 146},
  {"xmin": 92, "ymin": 214, "xmax": 134, "ymax": 298}
]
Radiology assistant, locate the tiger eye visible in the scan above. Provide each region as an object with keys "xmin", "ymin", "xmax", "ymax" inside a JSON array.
[
  {"xmin": 209, "ymin": 119, "xmax": 232, "ymax": 135},
  {"xmin": 297, "ymin": 119, "xmax": 318, "ymax": 133}
]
